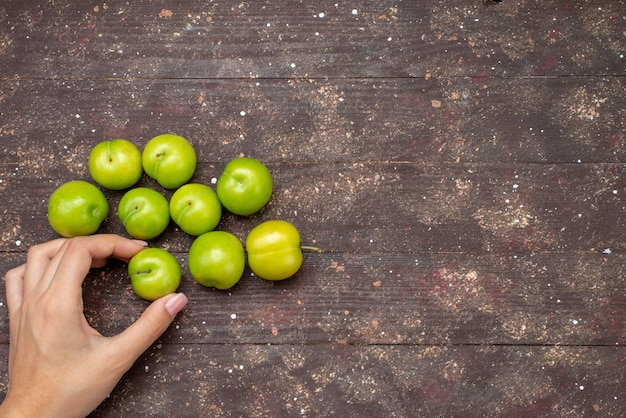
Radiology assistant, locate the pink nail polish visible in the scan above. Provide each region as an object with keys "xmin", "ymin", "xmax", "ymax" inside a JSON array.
[{"xmin": 165, "ymin": 293, "xmax": 188, "ymax": 318}]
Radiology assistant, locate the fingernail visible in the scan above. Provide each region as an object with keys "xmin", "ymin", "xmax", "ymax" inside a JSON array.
[
  {"xmin": 132, "ymin": 240, "xmax": 149, "ymax": 247},
  {"xmin": 165, "ymin": 293, "xmax": 188, "ymax": 318}
]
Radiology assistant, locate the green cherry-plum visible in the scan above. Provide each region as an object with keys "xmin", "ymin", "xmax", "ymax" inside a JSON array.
[
  {"xmin": 188, "ymin": 231, "xmax": 245, "ymax": 290},
  {"xmin": 246, "ymin": 220, "xmax": 303, "ymax": 281},
  {"xmin": 216, "ymin": 157, "xmax": 272, "ymax": 216},
  {"xmin": 142, "ymin": 133, "xmax": 197, "ymax": 189},
  {"xmin": 170, "ymin": 183, "xmax": 222, "ymax": 236},
  {"xmin": 128, "ymin": 248, "xmax": 181, "ymax": 301},
  {"xmin": 118, "ymin": 187, "xmax": 170, "ymax": 240},
  {"xmin": 88, "ymin": 139, "xmax": 143, "ymax": 190},
  {"xmin": 47, "ymin": 180, "xmax": 109, "ymax": 237}
]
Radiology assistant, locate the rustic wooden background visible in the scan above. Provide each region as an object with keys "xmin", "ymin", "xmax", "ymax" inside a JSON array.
[{"xmin": 1, "ymin": 0, "xmax": 625, "ymax": 416}]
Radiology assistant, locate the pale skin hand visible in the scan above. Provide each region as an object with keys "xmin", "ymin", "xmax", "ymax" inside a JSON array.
[{"xmin": 0, "ymin": 234, "xmax": 188, "ymax": 418}]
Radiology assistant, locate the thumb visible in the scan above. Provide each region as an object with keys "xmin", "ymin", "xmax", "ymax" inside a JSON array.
[{"xmin": 109, "ymin": 293, "xmax": 188, "ymax": 368}]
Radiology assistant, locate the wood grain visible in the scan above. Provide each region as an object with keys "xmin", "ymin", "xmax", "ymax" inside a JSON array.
[
  {"xmin": 0, "ymin": 343, "xmax": 623, "ymax": 417},
  {"xmin": 1, "ymin": 77, "xmax": 625, "ymax": 164},
  {"xmin": 0, "ymin": 0, "xmax": 624, "ymax": 416},
  {"xmin": 1, "ymin": 1, "xmax": 624, "ymax": 79},
  {"xmin": 1, "ymin": 162, "xmax": 625, "ymax": 254}
]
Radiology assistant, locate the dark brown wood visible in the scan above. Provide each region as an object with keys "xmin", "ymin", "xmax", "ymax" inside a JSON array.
[
  {"xmin": 1, "ymin": 1, "xmax": 625, "ymax": 79},
  {"xmin": 1, "ymin": 0, "xmax": 625, "ymax": 416},
  {"xmin": 0, "ymin": 343, "xmax": 623, "ymax": 417},
  {"xmin": 2, "ymin": 250, "xmax": 625, "ymax": 347},
  {"xmin": 2, "ymin": 162, "xmax": 626, "ymax": 254},
  {"xmin": 1, "ymin": 77, "xmax": 625, "ymax": 164}
]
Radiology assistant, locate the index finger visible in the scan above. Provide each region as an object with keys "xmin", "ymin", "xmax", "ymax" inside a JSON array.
[
  {"xmin": 22, "ymin": 238, "xmax": 68, "ymax": 294},
  {"xmin": 47, "ymin": 234, "xmax": 147, "ymax": 296},
  {"xmin": 5, "ymin": 264, "xmax": 26, "ymax": 317}
]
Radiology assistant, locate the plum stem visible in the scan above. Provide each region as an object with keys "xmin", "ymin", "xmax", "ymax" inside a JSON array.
[{"xmin": 300, "ymin": 245, "xmax": 322, "ymax": 253}]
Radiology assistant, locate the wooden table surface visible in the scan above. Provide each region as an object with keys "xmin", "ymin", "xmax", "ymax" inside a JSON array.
[{"xmin": 1, "ymin": 1, "xmax": 625, "ymax": 416}]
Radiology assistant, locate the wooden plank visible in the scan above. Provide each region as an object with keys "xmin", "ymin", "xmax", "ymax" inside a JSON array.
[
  {"xmin": 2, "ymin": 250, "xmax": 624, "ymax": 346},
  {"xmin": 9, "ymin": 343, "xmax": 616, "ymax": 417},
  {"xmin": 2, "ymin": 77, "xmax": 624, "ymax": 165},
  {"xmin": 1, "ymin": 0, "xmax": 625, "ymax": 416},
  {"xmin": 1, "ymin": 0, "xmax": 624, "ymax": 79},
  {"xmin": 1, "ymin": 337, "xmax": 624, "ymax": 415},
  {"xmin": 68, "ymin": 250, "xmax": 626, "ymax": 346},
  {"xmin": 1, "ymin": 162, "xmax": 625, "ymax": 254}
]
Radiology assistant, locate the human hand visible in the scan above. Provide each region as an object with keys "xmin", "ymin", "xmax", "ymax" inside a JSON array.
[{"xmin": 0, "ymin": 235, "xmax": 188, "ymax": 418}]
